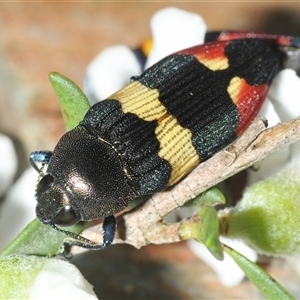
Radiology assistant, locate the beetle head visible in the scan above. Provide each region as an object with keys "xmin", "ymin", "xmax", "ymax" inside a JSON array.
[{"xmin": 35, "ymin": 125, "xmax": 137, "ymax": 227}]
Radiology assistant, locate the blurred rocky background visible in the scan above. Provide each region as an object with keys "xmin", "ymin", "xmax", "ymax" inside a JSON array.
[{"xmin": 0, "ymin": 2, "xmax": 300, "ymax": 299}]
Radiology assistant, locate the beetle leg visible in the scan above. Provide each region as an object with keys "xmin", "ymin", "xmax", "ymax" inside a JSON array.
[
  {"xmin": 52, "ymin": 215, "xmax": 116, "ymax": 251},
  {"xmin": 102, "ymin": 215, "xmax": 116, "ymax": 247},
  {"xmin": 30, "ymin": 151, "xmax": 53, "ymax": 173}
]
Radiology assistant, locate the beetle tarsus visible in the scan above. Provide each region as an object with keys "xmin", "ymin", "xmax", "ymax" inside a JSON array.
[
  {"xmin": 30, "ymin": 150, "xmax": 53, "ymax": 173},
  {"xmin": 102, "ymin": 215, "xmax": 116, "ymax": 247},
  {"xmin": 53, "ymin": 215, "xmax": 116, "ymax": 250}
]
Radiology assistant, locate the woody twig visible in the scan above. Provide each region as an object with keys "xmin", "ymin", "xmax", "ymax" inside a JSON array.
[{"xmin": 71, "ymin": 116, "xmax": 300, "ymax": 255}]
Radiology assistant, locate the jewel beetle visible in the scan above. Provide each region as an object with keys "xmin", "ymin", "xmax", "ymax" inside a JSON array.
[{"xmin": 30, "ymin": 31, "xmax": 300, "ymax": 249}]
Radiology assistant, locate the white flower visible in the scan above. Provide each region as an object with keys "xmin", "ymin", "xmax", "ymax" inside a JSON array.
[
  {"xmin": 0, "ymin": 168, "xmax": 37, "ymax": 252},
  {"xmin": 84, "ymin": 7, "xmax": 206, "ymax": 102},
  {"xmin": 0, "ymin": 255, "xmax": 97, "ymax": 299},
  {"xmin": 30, "ymin": 257, "xmax": 97, "ymax": 299},
  {"xmin": 0, "ymin": 134, "xmax": 17, "ymax": 197}
]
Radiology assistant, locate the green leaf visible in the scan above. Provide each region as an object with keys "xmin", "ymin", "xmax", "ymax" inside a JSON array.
[
  {"xmin": 184, "ymin": 187, "xmax": 226, "ymax": 207},
  {"xmin": 180, "ymin": 206, "xmax": 224, "ymax": 260},
  {"xmin": 49, "ymin": 72, "xmax": 91, "ymax": 131},
  {"xmin": 0, "ymin": 219, "xmax": 84, "ymax": 258},
  {"xmin": 223, "ymin": 244, "xmax": 295, "ymax": 300},
  {"xmin": 1, "ymin": 73, "xmax": 90, "ymax": 258},
  {"xmin": 196, "ymin": 206, "xmax": 224, "ymax": 260},
  {"xmin": 180, "ymin": 188, "xmax": 225, "ymax": 260}
]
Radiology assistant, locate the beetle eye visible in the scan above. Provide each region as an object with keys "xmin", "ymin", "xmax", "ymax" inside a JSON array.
[
  {"xmin": 37, "ymin": 174, "xmax": 54, "ymax": 197},
  {"xmin": 53, "ymin": 206, "xmax": 80, "ymax": 226}
]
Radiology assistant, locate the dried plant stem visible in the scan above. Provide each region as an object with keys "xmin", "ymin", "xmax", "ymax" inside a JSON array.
[{"xmin": 71, "ymin": 116, "xmax": 300, "ymax": 255}]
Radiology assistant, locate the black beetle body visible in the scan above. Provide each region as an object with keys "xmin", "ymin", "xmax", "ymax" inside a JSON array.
[{"xmin": 30, "ymin": 32, "xmax": 300, "ymax": 249}]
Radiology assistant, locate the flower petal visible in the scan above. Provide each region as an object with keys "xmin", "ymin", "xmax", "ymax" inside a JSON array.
[
  {"xmin": 0, "ymin": 134, "xmax": 17, "ymax": 197},
  {"xmin": 85, "ymin": 45, "xmax": 142, "ymax": 103},
  {"xmin": 145, "ymin": 7, "xmax": 206, "ymax": 68},
  {"xmin": 188, "ymin": 238, "xmax": 257, "ymax": 287},
  {"xmin": 30, "ymin": 258, "xmax": 97, "ymax": 299}
]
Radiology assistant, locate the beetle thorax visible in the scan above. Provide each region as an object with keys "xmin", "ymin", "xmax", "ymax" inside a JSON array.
[{"xmin": 42, "ymin": 126, "xmax": 137, "ymax": 221}]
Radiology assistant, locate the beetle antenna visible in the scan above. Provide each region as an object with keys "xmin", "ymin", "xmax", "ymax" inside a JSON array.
[
  {"xmin": 50, "ymin": 222, "xmax": 97, "ymax": 248},
  {"xmin": 49, "ymin": 215, "xmax": 116, "ymax": 250}
]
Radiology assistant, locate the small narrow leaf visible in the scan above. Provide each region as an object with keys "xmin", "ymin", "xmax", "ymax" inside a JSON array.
[
  {"xmin": 223, "ymin": 244, "xmax": 295, "ymax": 300},
  {"xmin": 197, "ymin": 206, "xmax": 224, "ymax": 260},
  {"xmin": 180, "ymin": 206, "xmax": 224, "ymax": 260},
  {"xmin": 184, "ymin": 187, "xmax": 226, "ymax": 207},
  {"xmin": 49, "ymin": 72, "xmax": 91, "ymax": 131}
]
